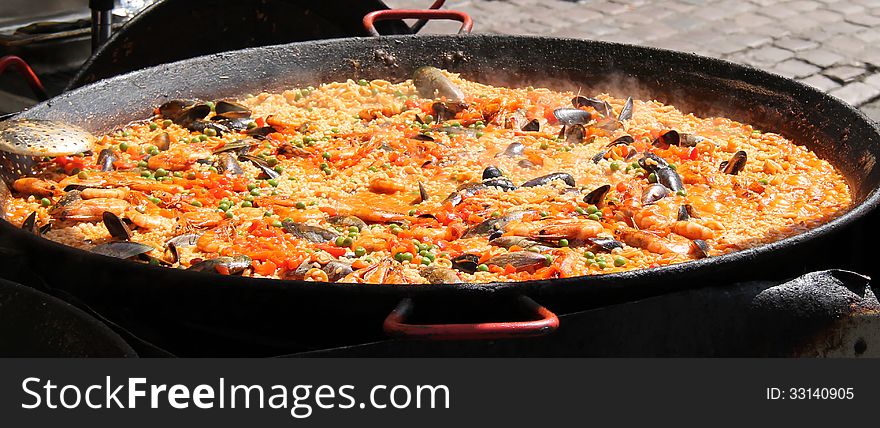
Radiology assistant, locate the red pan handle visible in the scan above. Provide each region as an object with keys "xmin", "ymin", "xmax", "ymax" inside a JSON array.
[
  {"xmin": 363, "ymin": 9, "xmax": 474, "ymax": 37},
  {"xmin": 383, "ymin": 296, "xmax": 559, "ymax": 340},
  {"xmin": 0, "ymin": 55, "xmax": 48, "ymax": 101}
]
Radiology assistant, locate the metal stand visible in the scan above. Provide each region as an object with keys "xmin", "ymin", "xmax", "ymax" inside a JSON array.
[{"xmin": 89, "ymin": 0, "xmax": 115, "ymax": 52}]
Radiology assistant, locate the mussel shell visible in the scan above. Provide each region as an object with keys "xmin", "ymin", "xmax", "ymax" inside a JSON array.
[
  {"xmin": 215, "ymin": 153, "xmax": 243, "ymax": 176},
  {"xmin": 157, "ymin": 99, "xmax": 196, "ymax": 120},
  {"xmin": 608, "ymin": 135, "xmax": 635, "ymax": 147},
  {"xmin": 451, "ymin": 254, "xmax": 479, "ymax": 274},
  {"xmin": 213, "ymin": 100, "xmax": 251, "ymax": 119},
  {"xmin": 166, "ymin": 233, "xmax": 202, "ymax": 247},
  {"xmin": 420, "ymin": 266, "xmax": 463, "ymax": 284},
  {"xmin": 498, "ymin": 142, "xmax": 524, "ymax": 157},
  {"xmin": 572, "ymin": 96, "xmax": 612, "ymax": 116},
  {"xmin": 411, "ymin": 134, "xmax": 435, "ymax": 142},
  {"xmin": 677, "ymin": 204, "xmax": 698, "ymax": 221},
  {"xmin": 91, "ymin": 241, "xmax": 154, "ymax": 259},
  {"xmin": 21, "ymin": 211, "xmax": 39, "ymax": 235},
  {"xmin": 245, "ymin": 126, "xmax": 277, "ymax": 139},
  {"xmin": 442, "ymin": 182, "xmax": 486, "ymax": 206},
  {"xmin": 522, "ymin": 172, "xmax": 576, "ymax": 188},
  {"xmin": 490, "ymin": 236, "xmax": 550, "ymax": 252},
  {"xmin": 187, "ymin": 255, "xmax": 252, "ymax": 275},
  {"xmin": 150, "ymin": 132, "xmax": 171, "ymax": 151},
  {"xmin": 165, "ymin": 242, "xmax": 180, "ymax": 264},
  {"xmin": 213, "ymin": 138, "xmax": 257, "ymax": 155},
  {"xmin": 483, "ymin": 177, "xmax": 517, "ymax": 191},
  {"xmin": 102, "ymin": 211, "xmax": 131, "ymax": 241},
  {"xmin": 522, "ymin": 118, "xmax": 540, "ymax": 131},
  {"xmin": 680, "ymin": 133, "xmax": 705, "ymax": 147},
  {"xmin": 583, "ymin": 184, "xmax": 611, "ymax": 206},
  {"xmin": 652, "ymin": 130, "xmax": 680, "ymax": 147},
  {"xmin": 328, "ymin": 215, "xmax": 367, "ymax": 232},
  {"xmin": 691, "ymin": 239, "xmax": 710, "ymax": 259},
  {"xmin": 518, "ymin": 159, "xmax": 535, "ymax": 169},
  {"xmin": 618, "ymin": 97, "xmax": 634, "ymax": 121},
  {"xmin": 722, "ymin": 150, "xmax": 747, "ymax": 175},
  {"xmin": 174, "ymin": 104, "xmax": 212, "ymax": 126},
  {"xmin": 187, "ymin": 119, "xmax": 229, "ymax": 135},
  {"xmin": 564, "ymin": 124, "xmax": 587, "ymax": 145},
  {"xmin": 482, "ymin": 166, "xmax": 503, "ymax": 180},
  {"xmin": 322, "ymin": 261, "xmax": 354, "ymax": 282},
  {"xmin": 462, "ymin": 210, "xmax": 532, "ymax": 239},
  {"xmin": 238, "ymin": 154, "xmax": 280, "ymax": 179},
  {"xmin": 642, "ymin": 183, "xmax": 670, "ymax": 205},
  {"xmin": 282, "ymin": 220, "xmax": 338, "ymax": 243},
  {"xmin": 638, "ymin": 153, "xmax": 670, "ymax": 172},
  {"xmin": 553, "ymin": 108, "xmax": 592, "ymax": 125},
  {"xmin": 656, "ymin": 168, "xmax": 684, "ymax": 192},
  {"xmin": 485, "ymin": 251, "xmax": 549, "ymax": 272},
  {"xmin": 97, "ymin": 148, "xmax": 117, "ymax": 171},
  {"xmin": 587, "ymin": 237, "xmax": 624, "ymax": 252},
  {"xmin": 591, "ymin": 149, "xmax": 609, "ymax": 164},
  {"xmin": 417, "ymin": 181, "xmax": 429, "ymax": 203}
]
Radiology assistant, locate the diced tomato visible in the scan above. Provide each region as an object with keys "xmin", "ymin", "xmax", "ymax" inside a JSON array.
[
  {"xmin": 253, "ymin": 260, "xmax": 278, "ymax": 276},
  {"xmin": 255, "ymin": 117, "xmax": 266, "ymax": 127},
  {"xmin": 316, "ymin": 244, "xmax": 347, "ymax": 257}
]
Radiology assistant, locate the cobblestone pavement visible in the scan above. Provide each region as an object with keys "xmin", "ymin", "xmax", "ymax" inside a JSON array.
[{"xmin": 385, "ymin": 0, "xmax": 880, "ymax": 121}]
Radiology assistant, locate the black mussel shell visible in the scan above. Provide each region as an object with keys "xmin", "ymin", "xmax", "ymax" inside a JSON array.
[
  {"xmin": 522, "ymin": 172, "xmax": 576, "ymax": 188},
  {"xmin": 451, "ymin": 254, "xmax": 480, "ymax": 274},
  {"xmin": 583, "ymin": 184, "xmax": 611, "ymax": 206}
]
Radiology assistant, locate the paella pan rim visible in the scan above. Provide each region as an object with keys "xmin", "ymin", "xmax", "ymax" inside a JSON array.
[{"xmin": 3, "ymin": 34, "xmax": 879, "ymax": 296}]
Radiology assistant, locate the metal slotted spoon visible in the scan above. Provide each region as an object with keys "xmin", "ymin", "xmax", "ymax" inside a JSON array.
[{"xmin": 0, "ymin": 118, "xmax": 96, "ymax": 185}]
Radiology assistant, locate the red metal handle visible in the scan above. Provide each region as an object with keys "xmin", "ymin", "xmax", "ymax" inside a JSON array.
[
  {"xmin": 363, "ymin": 9, "xmax": 473, "ymax": 37},
  {"xmin": 383, "ymin": 296, "xmax": 559, "ymax": 340},
  {"xmin": 0, "ymin": 56, "xmax": 48, "ymax": 101}
]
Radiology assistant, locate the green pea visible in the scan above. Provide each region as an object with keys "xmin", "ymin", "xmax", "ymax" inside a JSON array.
[
  {"xmin": 247, "ymin": 183, "xmax": 257, "ymax": 191},
  {"xmin": 137, "ymin": 160, "xmax": 148, "ymax": 168},
  {"xmin": 575, "ymin": 207, "xmax": 586, "ymax": 215},
  {"xmin": 335, "ymin": 236, "xmax": 346, "ymax": 247},
  {"xmin": 676, "ymin": 189, "xmax": 687, "ymax": 196},
  {"xmin": 348, "ymin": 226, "xmax": 359, "ymax": 233},
  {"xmin": 295, "ymin": 202, "xmax": 306, "ymax": 209},
  {"xmin": 559, "ymin": 239, "xmax": 569, "ymax": 247},
  {"xmin": 584, "ymin": 251, "xmax": 595, "ymax": 259},
  {"xmin": 614, "ymin": 257, "xmax": 626, "ymax": 267},
  {"xmin": 241, "ymin": 201, "xmax": 253, "ymax": 208},
  {"xmin": 408, "ymin": 209, "xmax": 416, "ymax": 216},
  {"xmin": 586, "ymin": 205, "xmax": 599, "ymax": 214},
  {"xmin": 187, "ymin": 172, "xmax": 197, "ymax": 180},
  {"xmin": 250, "ymin": 188, "xmax": 261, "ymax": 197},
  {"xmin": 208, "ymin": 166, "xmax": 218, "ymax": 173},
  {"xmin": 540, "ymin": 142, "xmax": 549, "ymax": 150},
  {"xmin": 544, "ymin": 254, "xmax": 554, "ymax": 265},
  {"xmin": 354, "ymin": 247, "xmax": 367, "ymax": 257},
  {"xmin": 270, "ymin": 220, "xmax": 282, "ymax": 228},
  {"xmin": 267, "ymin": 179, "xmax": 279, "ymax": 187},
  {"xmin": 204, "ymin": 128, "xmax": 217, "ymax": 137},
  {"xmin": 476, "ymin": 132, "xmax": 485, "ymax": 138},
  {"xmin": 610, "ymin": 162, "xmax": 621, "ymax": 171},
  {"xmin": 40, "ymin": 197, "xmax": 51, "ymax": 207},
  {"xmin": 588, "ymin": 213, "xmax": 601, "ymax": 221},
  {"xmin": 759, "ymin": 179, "xmax": 769, "ymax": 185},
  {"xmin": 357, "ymin": 79, "xmax": 369, "ymax": 86},
  {"xmin": 647, "ymin": 172, "xmax": 658, "ymax": 183},
  {"xmin": 477, "ymin": 264, "xmax": 489, "ymax": 272},
  {"xmin": 225, "ymin": 211, "xmax": 234, "ymax": 219},
  {"xmin": 322, "ymin": 152, "xmax": 331, "ymax": 160},
  {"xmin": 190, "ymin": 200, "xmax": 202, "ymax": 207},
  {"xmin": 140, "ymin": 171, "xmax": 152, "ymax": 178},
  {"xmin": 540, "ymin": 211, "xmax": 549, "ymax": 217},
  {"xmin": 597, "ymin": 260, "xmax": 607, "ymax": 269},
  {"xmin": 154, "ymin": 168, "xmax": 168, "ymax": 178},
  {"xmin": 190, "ymin": 137, "xmax": 200, "ymax": 144},
  {"xmin": 173, "ymin": 171, "xmax": 183, "ymax": 178},
  {"xmin": 342, "ymin": 237, "xmax": 353, "ymax": 246},
  {"xmin": 368, "ymin": 166, "xmax": 378, "ymax": 172},
  {"xmin": 162, "ymin": 119, "xmax": 173, "ymax": 128},
  {"xmin": 119, "ymin": 142, "xmax": 129, "ymax": 151}
]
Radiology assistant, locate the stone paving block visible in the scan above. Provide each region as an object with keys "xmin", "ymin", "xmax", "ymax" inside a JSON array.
[
  {"xmin": 822, "ymin": 20, "xmax": 867, "ymax": 34},
  {"xmin": 561, "ymin": 6, "xmax": 605, "ymax": 23},
  {"xmin": 854, "ymin": 28, "xmax": 880, "ymax": 42},
  {"xmin": 845, "ymin": 13, "xmax": 880, "ymax": 26},
  {"xmin": 750, "ymin": 25, "xmax": 792, "ymax": 38},
  {"xmin": 732, "ymin": 12, "xmax": 776, "ymax": 28},
  {"xmin": 774, "ymin": 37, "xmax": 819, "ymax": 52},
  {"xmin": 860, "ymin": 100, "xmax": 880, "ymax": 122},
  {"xmin": 786, "ymin": 0, "xmax": 823, "ymax": 11},
  {"xmin": 824, "ymin": 65, "xmax": 867, "ymax": 82},
  {"xmin": 823, "ymin": 34, "xmax": 870, "ymax": 56},
  {"xmin": 802, "ymin": 9, "xmax": 845, "ymax": 24},
  {"xmin": 863, "ymin": 73, "xmax": 880, "ymax": 90},
  {"xmin": 834, "ymin": 3, "xmax": 867, "ymax": 14},
  {"xmin": 726, "ymin": 32, "xmax": 773, "ymax": 48},
  {"xmin": 799, "ymin": 74, "xmax": 843, "ymax": 91},
  {"xmin": 773, "ymin": 59, "xmax": 822, "ymax": 78},
  {"xmin": 829, "ymin": 81, "xmax": 880, "ymax": 106},
  {"xmin": 797, "ymin": 48, "xmax": 846, "ymax": 67},
  {"xmin": 584, "ymin": 1, "xmax": 632, "ymax": 15},
  {"xmin": 861, "ymin": 48, "xmax": 880, "ymax": 67},
  {"xmin": 856, "ymin": 0, "xmax": 880, "ymax": 7},
  {"xmin": 780, "ymin": 16, "xmax": 823, "ymax": 32},
  {"xmin": 756, "ymin": 4, "xmax": 801, "ymax": 19},
  {"xmin": 748, "ymin": 46, "xmax": 796, "ymax": 63}
]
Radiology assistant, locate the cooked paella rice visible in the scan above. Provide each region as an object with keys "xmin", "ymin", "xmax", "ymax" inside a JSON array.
[{"xmin": 3, "ymin": 67, "xmax": 852, "ymax": 284}]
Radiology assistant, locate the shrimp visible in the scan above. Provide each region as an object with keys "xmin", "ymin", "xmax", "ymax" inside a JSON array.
[
  {"xmin": 340, "ymin": 259, "xmax": 412, "ymax": 284},
  {"xmin": 13, "ymin": 177, "xmax": 60, "ymax": 197},
  {"xmin": 616, "ymin": 227, "xmax": 706, "ymax": 258},
  {"xmin": 354, "ymin": 231, "xmax": 395, "ymax": 252},
  {"xmin": 126, "ymin": 208, "xmax": 175, "ymax": 230},
  {"xmin": 147, "ymin": 145, "xmax": 211, "ymax": 171},
  {"xmin": 181, "ymin": 211, "xmax": 224, "ymax": 228},
  {"xmin": 80, "ymin": 187, "xmax": 129, "ymax": 200},
  {"xmin": 671, "ymin": 220, "xmax": 715, "ymax": 240},
  {"xmin": 633, "ymin": 206, "xmax": 670, "ymax": 231},
  {"xmin": 343, "ymin": 206, "xmax": 405, "ymax": 224},
  {"xmin": 196, "ymin": 224, "xmax": 235, "ymax": 253},
  {"xmin": 506, "ymin": 219, "xmax": 604, "ymax": 244},
  {"xmin": 368, "ymin": 177, "xmax": 406, "ymax": 194},
  {"xmin": 55, "ymin": 198, "xmax": 130, "ymax": 221}
]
